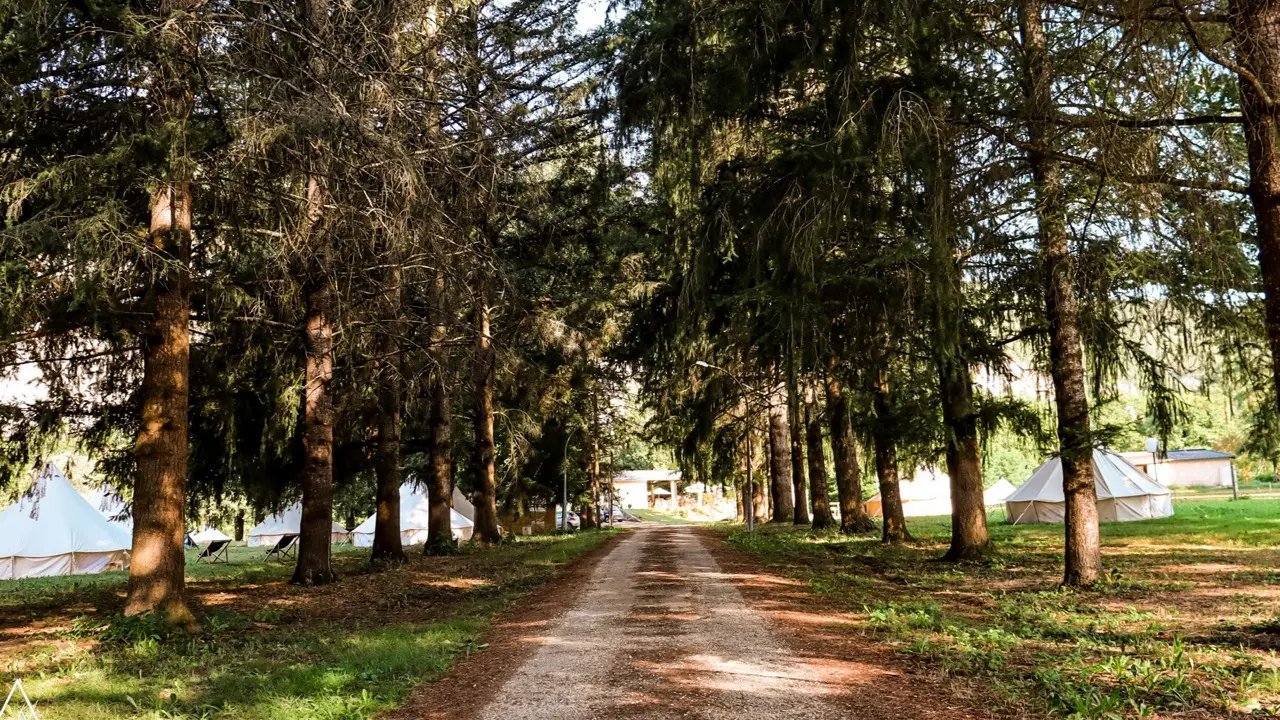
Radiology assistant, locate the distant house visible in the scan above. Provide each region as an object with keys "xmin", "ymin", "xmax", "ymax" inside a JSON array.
[
  {"xmin": 1119, "ymin": 448, "xmax": 1236, "ymax": 488},
  {"xmin": 612, "ymin": 469, "xmax": 681, "ymax": 509}
]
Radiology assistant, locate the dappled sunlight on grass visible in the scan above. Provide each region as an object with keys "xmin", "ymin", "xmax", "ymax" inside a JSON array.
[
  {"xmin": 0, "ymin": 530, "xmax": 620, "ymax": 719},
  {"xmin": 722, "ymin": 498, "xmax": 1280, "ymax": 717}
]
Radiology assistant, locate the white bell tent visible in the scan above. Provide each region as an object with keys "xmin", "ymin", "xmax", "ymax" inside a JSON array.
[
  {"xmin": 451, "ymin": 487, "xmax": 476, "ymax": 523},
  {"xmin": 190, "ymin": 528, "xmax": 232, "ymax": 546},
  {"xmin": 246, "ymin": 503, "xmax": 349, "ymax": 547},
  {"xmin": 866, "ymin": 467, "xmax": 953, "ymax": 517},
  {"xmin": 983, "ymin": 479, "xmax": 1017, "ymax": 507},
  {"xmin": 0, "ymin": 465, "xmax": 132, "ymax": 580},
  {"xmin": 351, "ymin": 483, "xmax": 475, "ymax": 547},
  {"xmin": 1006, "ymin": 448, "xmax": 1174, "ymax": 525},
  {"xmin": 82, "ymin": 484, "xmax": 133, "ymax": 535}
]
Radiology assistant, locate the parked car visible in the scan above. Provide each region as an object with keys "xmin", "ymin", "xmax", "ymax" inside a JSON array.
[{"xmin": 554, "ymin": 510, "xmax": 580, "ymax": 531}]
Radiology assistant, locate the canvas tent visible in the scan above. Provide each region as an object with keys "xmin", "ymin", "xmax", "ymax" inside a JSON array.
[
  {"xmin": 0, "ymin": 465, "xmax": 132, "ymax": 580},
  {"xmin": 246, "ymin": 503, "xmax": 349, "ymax": 547},
  {"xmin": 866, "ymin": 468, "xmax": 953, "ymax": 517},
  {"xmin": 82, "ymin": 484, "xmax": 133, "ymax": 535},
  {"xmin": 1006, "ymin": 448, "xmax": 1174, "ymax": 524},
  {"xmin": 190, "ymin": 528, "xmax": 231, "ymax": 545},
  {"xmin": 983, "ymin": 479, "xmax": 1017, "ymax": 506},
  {"xmin": 351, "ymin": 483, "xmax": 475, "ymax": 547},
  {"xmin": 451, "ymin": 487, "xmax": 476, "ymax": 523}
]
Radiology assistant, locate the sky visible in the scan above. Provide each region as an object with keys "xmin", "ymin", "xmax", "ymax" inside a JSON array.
[{"xmin": 576, "ymin": 0, "xmax": 611, "ymax": 32}]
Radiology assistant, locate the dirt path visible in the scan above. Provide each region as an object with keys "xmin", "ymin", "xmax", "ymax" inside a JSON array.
[{"xmin": 413, "ymin": 525, "xmax": 990, "ymax": 720}]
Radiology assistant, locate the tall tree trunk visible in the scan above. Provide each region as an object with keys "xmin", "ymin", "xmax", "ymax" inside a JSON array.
[
  {"xmin": 424, "ymin": 268, "xmax": 455, "ymax": 555},
  {"xmin": 234, "ymin": 511, "xmax": 244, "ymax": 542},
  {"xmin": 804, "ymin": 383, "xmax": 836, "ymax": 530},
  {"xmin": 787, "ymin": 369, "xmax": 809, "ymax": 525},
  {"xmin": 291, "ymin": 252, "xmax": 338, "ymax": 585},
  {"xmin": 825, "ymin": 371, "xmax": 875, "ymax": 533},
  {"xmin": 917, "ymin": 125, "xmax": 988, "ymax": 558},
  {"xmin": 1232, "ymin": 0, "xmax": 1280, "ymax": 411},
  {"xmin": 125, "ymin": 0, "xmax": 199, "ymax": 628},
  {"xmin": 872, "ymin": 375, "xmax": 911, "ymax": 544},
  {"xmin": 371, "ymin": 259, "xmax": 405, "ymax": 562},
  {"xmin": 938, "ymin": 359, "xmax": 989, "ymax": 560},
  {"xmin": 581, "ymin": 391, "xmax": 602, "ymax": 530},
  {"xmin": 751, "ymin": 426, "xmax": 768, "ymax": 524},
  {"xmin": 287, "ymin": 0, "xmax": 339, "ymax": 589},
  {"xmin": 766, "ymin": 382, "xmax": 794, "ymax": 523},
  {"xmin": 471, "ymin": 284, "xmax": 502, "ymax": 542},
  {"xmin": 1021, "ymin": 0, "xmax": 1099, "ymax": 584},
  {"xmin": 126, "ymin": 160, "xmax": 196, "ymax": 627}
]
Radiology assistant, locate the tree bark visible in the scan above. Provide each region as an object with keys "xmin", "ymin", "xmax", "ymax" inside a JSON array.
[
  {"xmin": 126, "ymin": 179, "xmax": 196, "ymax": 628},
  {"xmin": 1021, "ymin": 0, "xmax": 1100, "ymax": 585},
  {"xmin": 425, "ymin": 267, "xmax": 455, "ymax": 555},
  {"xmin": 751, "ymin": 426, "xmax": 768, "ymax": 524},
  {"xmin": 371, "ymin": 259, "xmax": 405, "ymax": 562},
  {"xmin": 291, "ymin": 234, "xmax": 338, "ymax": 586},
  {"xmin": 471, "ymin": 284, "xmax": 503, "ymax": 542},
  {"xmin": 1232, "ymin": 0, "xmax": 1280, "ymax": 418},
  {"xmin": 786, "ymin": 368, "xmax": 809, "ymax": 525},
  {"xmin": 766, "ymin": 381, "xmax": 794, "ymax": 523},
  {"xmin": 917, "ymin": 125, "xmax": 988, "ymax": 558},
  {"xmin": 804, "ymin": 383, "xmax": 836, "ymax": 530},
  {"xmin": 870, "ymin": 376, "xmax": 910, "ymax": 544},
  {"xmin": 581, "ymin": 391, "xmax": 602, "ymax": 530},
  {"xmin": 938, "ymin": 358, "xmax": 989, "ymax": 560},
  {"xmin": 825, "ymin": 371, "xmax": 875, "ymax": 533},
  {"xmin": 123, "ymin": 0, "xmax": 199, "ymax": 629}
]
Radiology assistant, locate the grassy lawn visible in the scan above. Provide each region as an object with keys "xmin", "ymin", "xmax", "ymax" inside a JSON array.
[
  {"xmin": 1171, "ymin": 481, "xmax": 1280, "ymax": 497},
  {"xmin": 723, "ymin": 498, "xmax": 1280, "ymax": 718},
  {"xmin": 0, "ymin": 531, "xmax": 619, "ymax": 719},
  {"xmin": 628, "ymin": 508, "xmax": 692, "ymax": 524}
]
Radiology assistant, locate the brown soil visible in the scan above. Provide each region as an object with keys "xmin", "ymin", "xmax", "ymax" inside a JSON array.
[
  {"xmin": 699, "ymin": 527, "xmax": 996, "ymax": 720},
  {"xmin": 399, "ymin": 525, "xmax": 998, "ymax": 719},
  {"xmin": 384, "ymin": 531, "xmax": 625, "ymax": 720}
]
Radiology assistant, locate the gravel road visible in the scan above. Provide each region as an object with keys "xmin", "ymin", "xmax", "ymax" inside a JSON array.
[{"xmin": 477, "ymin": 525, "xmax": 847, "ymax": 719}]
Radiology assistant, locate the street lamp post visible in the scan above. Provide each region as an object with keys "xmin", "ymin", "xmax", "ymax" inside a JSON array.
[{"xmin": 695, "ymin": 360, "xmax": 754, "ymax": 532}]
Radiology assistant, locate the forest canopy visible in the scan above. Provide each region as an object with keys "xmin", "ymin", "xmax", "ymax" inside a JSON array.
[{"xmin": 2, "ymin": 0, "xmax": 1280, "ymax": 622}]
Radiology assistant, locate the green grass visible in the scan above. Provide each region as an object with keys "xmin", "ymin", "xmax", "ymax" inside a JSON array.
[
  {"xmin": 629, "ymin": 508, "xmax": 692, "ymax": 524},
  {"xmin": 1172, "ymin": 480, "xmax": 1280, "ymax": 497},
  {"xmin": 0, "ymin": 531, "xmax": 620, "ymax": 719},
  {"xmin": 723, "ymin": 499, "xmax": 1280, "ymax": 718}
]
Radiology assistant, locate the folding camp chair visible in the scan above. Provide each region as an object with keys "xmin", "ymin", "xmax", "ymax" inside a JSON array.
[
  {"xmin": 264, "ymin": 534, "xmax": 298, "ymax": 562},
  {"xmin": 195, "ymin": 538, "xmax": 231, "ymax": 564}
]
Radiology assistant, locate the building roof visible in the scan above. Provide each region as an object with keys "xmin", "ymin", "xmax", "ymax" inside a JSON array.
[
  {"xmin": 1122, "ymin": 448, "xmax": 1235, "ymax": 463},
  {"xmin": 613, "ymin": 469, "xmax": 682, "ymax": 483}
]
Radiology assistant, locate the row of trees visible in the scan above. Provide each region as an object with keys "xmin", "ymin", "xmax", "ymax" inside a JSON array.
[
  {"xmin": 1, "ymin": 0, "xmax": 642, "ymax": 624},
  {"xmin": 615, "ymin": 0, "xmax": 1278, "ymax": 585}
]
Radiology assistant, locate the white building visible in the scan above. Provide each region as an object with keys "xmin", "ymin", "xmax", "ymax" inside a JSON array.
[{"xmin": 611, "ymin": 469, "xmax": 681, "ymax": 509}]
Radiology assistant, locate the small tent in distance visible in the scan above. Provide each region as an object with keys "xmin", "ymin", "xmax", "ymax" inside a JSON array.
[
  {"xmin": 866, "ymin": 468, "xmax": 952, "ymax": 517},
  {"xmin": 351, "ymin": 483, "xmax": 475, "ymax": 547},
  {"xmin": 983, "ymin": 479, "xmax": 1017, "ymax": 506},
  {"xmin": 247, "ymin": 503, "xmax": 349, "ymax": 547},
  {"xmin": 1006, "ymin": 448, "xmax": 1173, "ymax": 525},
  {"xmin": 0, "ymin": 464, "xmax": 132, "ymax": 580}
]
